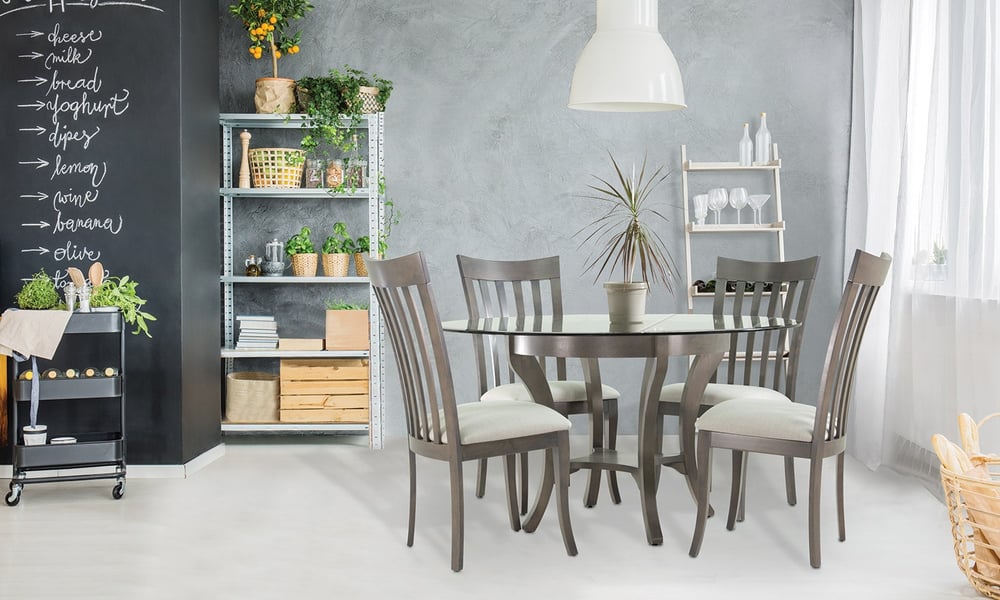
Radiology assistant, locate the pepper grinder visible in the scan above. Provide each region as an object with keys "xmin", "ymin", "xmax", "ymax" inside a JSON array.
[{"xmin": 238, "ymin": 129, "xmax": 252, "ymax": 189}]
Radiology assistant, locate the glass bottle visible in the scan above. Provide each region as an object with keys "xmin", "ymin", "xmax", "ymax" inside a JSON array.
[
  {"xmin": 245, "ymin": 255, "xmax": 262, "ymax": 277},
  {"xmin": 83, "ymin": 367, "xmax": 99, "ymax": 378},
  {"xmin": 346, "ymin": 134, "xmax": 366, "ymax": 188},
  {"xmin": 739, "ymin": 123, "xmax": 753, "ymax": 167},
  {"xmin": 43, "ymin": 368, "xmax": 61, "ymax": 380},
  {"xmin": 65, "ymin": 368, "xmax": 78, "ymax": 379},
  {"xmin": 754, "ymin": 112, "xmax": 772, "ymax": 165},
  {"xmin": 326, "ymin": 159, "xmax": 344, "ymax": 188},
  {"xmin": 304, "ymin": 159, "xmax": 325, "ymax": 188}
]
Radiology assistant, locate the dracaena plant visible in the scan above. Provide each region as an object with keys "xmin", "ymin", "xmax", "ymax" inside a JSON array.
[{"xmin": 577, "ymin": 153, "xmax": 678, "ymax": 293}]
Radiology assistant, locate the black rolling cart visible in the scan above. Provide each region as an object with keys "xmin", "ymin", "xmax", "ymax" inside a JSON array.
[{"xmin": 5, "ymin": 310, "xmax": 126, "ymax": 505}]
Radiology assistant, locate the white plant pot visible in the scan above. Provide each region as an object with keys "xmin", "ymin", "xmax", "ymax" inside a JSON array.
[
  {"xmin": 604, "ymin": 281, "xmax": 649, "ymax": 324},
  {"xmin": 22, "ymin": 425, "xmax": 47, "ymax": 446}
]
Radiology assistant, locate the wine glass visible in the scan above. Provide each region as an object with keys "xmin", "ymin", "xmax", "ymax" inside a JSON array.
[
  {"xmin": 748, "ymin": 194, "xmax": 771, "ymax": 226},
  {"xmin": 693, "ymin": 194, "xmax": 709, "ymax": 226},
  {"xmin": 707, "ymin": 188, "xmax": 728, "ymax": 225},
  {"xmin": 728, "ymin": 187, "xmax": 748, "ymax": 225}
]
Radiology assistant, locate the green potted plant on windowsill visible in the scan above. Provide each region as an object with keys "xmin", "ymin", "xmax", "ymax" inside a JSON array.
[
  {"xmin": 296, "ymin": 66, "xmax": 393, "ymax": 157},
  {"xmin": 321, "ymin": 222, "xmax": 355, "ymax": 277},
  {"xmin": 285, "ymin": 226, "xmax": 318, "ymax": 276},
  {"xmin": 228, "ymin": 0, "xmax": 313, "ymax": 114},
  {"xmin": 577, "ymin": 153, "xmax": 678, "ymax": 324},
  {"xmin": 324, "ymin": 299, "xmax": 369, "ymax": 351}
]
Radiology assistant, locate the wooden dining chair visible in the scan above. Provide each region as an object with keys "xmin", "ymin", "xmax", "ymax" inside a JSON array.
[
  {"xmin": 367, "ymin": 251, "xmax": 577, "ymax": 572},
  {"xmin": 689, "ymin": 249, "xmax": 891, "ymax": 568},
  {"xmin": 457, "ymin": 255, "xmax": 623, "ymax": 511},
  {"xmin": 658, "ymin": 255, "xmax": 819, "ymax": 516}
]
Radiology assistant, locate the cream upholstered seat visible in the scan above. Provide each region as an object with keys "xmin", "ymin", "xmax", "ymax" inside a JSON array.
[
  {"xmin": 695, "ymin": 398, "xmax": 816, "ymax": 443},
  {"xmin": 484, "ymin": 381, "xmax": 621, "ymax": 404},
  {"xmin": 367, "ymin": 251, "xmax": 577, "ymax": 572},
  {"xmin": 660, "ymin": 382, "xmax": 789, "ymax": 406},
  {"xmin": 689, "ymin": 250, "xmax": 891, "ymax": 568}
]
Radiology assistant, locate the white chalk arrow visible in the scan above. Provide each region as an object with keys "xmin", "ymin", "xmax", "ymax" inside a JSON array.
[
  {"xmin": 21, "ymin": 247, "xmax": 50, "ymax": 255},
  {"xmin": 21, "ymin": 221, "xmax": 50, "ymax": 229},
  {"xmin": 17, "ymin": 101, "xmax": 44, "ymax": 111},
  {"xmin": 17, "ymin": 76, "xmax": 47, "ymax": 86},
  {"xmin": 16, "ymin": 31, "xmax": 44, "ymax": 38},
  {"xmin": 19, "ymin": 192, "xmax": 48, "ymax": 201},
  {"xmin": 18, "ymin": 52, "xmax": 43, "ymax": 60},
  {"xmin": 19, "ymin": 158, "xmax": 49, "ymax": 169},
  {"xmin": 19, "ymin": 126, "xmax": 45, "ymax": 135}
]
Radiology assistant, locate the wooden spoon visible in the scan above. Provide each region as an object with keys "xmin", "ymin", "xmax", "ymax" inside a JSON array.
[
  {"xmin": 88, "ymin": 262, "xmax": 104, "ymax": 287},
  {"xmin": 66, "ymin": 267, "xmax": 85, "ymax": 288}
]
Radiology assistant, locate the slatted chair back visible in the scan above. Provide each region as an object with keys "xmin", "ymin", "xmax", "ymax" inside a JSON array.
[
  {"xmin": 368, "ymin": 252, "xmax": 460, "ymax": 447},
  {"xmin": 813, "ymin": 250, "xmax": 891, "ymax": 446},
  {"xmin": 456, "ymin": 255, "xmax": 566, "ymax": 395},
  {"xmin": 713, "ymin": 256, "xmax": 820, "ymax": 401}
]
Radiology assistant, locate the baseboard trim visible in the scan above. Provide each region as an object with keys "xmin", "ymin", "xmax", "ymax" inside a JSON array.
[{"xmin": 0, "ymin": 443, "xmax": 226, "ymax": 480}]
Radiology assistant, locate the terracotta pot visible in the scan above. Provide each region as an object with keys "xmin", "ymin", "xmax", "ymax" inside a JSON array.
[
  {"xmin": 290, "ymin": 253, "xmax": 318, "ymax": 277},
  {"xmin": 255, "ymin": 77, "xmax": 296, "ymax": 114},
  {"xmin": 322, "ymin": 253, "xmax": 350, "ymax": 277}
]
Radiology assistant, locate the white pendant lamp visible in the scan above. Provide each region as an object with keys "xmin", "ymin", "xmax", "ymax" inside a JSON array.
[{"xmin": 568, "ymin": 0, "xmax": 686, "ymax": 112}]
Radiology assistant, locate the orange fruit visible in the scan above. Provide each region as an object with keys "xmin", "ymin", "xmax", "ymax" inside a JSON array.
[
  {"xmin": 274, "ymin": 50, "xmax": 282, "ymax": 58},
  {"xmin": 269, "ymin": 16, "xmax": 277, "ymax": 24},
  {"xmin": 257, "ymin": 8, "xmax": 264, "ymax": 17},
  {"xmin": 290, "ymin": 45, "xmax": 299, "ymax": 54}
]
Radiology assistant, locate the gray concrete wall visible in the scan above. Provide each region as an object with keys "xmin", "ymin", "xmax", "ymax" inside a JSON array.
[{"xmin": 218, "ymin": 0, "xmax": 854, "ymax": 435}]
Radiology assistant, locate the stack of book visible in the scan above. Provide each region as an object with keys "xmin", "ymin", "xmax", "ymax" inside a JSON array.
[{"xmin": 235, "ymin": 315, "xmax": 278, "ymax": 349}]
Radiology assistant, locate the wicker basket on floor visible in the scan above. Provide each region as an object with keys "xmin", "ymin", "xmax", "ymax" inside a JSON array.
[
  {"xmin": 248, "ymin": 147, "xmax": 305, "ymax": 188},
  {"xmin": 226, "ymin": 372, "xmax": 279, "ymax": 422}
]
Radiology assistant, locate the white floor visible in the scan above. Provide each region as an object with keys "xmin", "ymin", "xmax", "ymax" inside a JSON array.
[{"xmin": 0, "ymin": 435, "xmax": 974, "ymax": 599}]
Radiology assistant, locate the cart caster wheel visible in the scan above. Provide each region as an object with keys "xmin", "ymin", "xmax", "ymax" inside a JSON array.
[
  {"xmin": 5, "ymin": 487, "xmax": 22, "ymax": 506},
  {"xmin": 112, "ymin": 482, "xmax": 125, "ymax": 500}
]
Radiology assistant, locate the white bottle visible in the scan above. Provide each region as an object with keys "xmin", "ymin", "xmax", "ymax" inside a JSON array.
[
  {"xmin": 754, "ymin": 112, "xmax": 772, "ymax": 165},
  {"xmin": 739, "ymin": 123, "xmax": 753, "ymax": 167}
]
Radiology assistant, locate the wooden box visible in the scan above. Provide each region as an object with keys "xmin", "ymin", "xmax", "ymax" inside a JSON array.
[
  {"xmin": 325, "ymin": 310, "xmax": 370, "ymax": 351},
  {"xmin": 279, "ymin": 358, "xmax": 369, "ymax": 423},
  {"xmin": 277, "ymin": 338, "xmax": 324, "ymax": 351}
]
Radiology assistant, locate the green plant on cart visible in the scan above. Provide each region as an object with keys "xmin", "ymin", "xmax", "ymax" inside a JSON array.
[
  {"xmin": 90, "ymin": 276, "xmax": 157, "ymax": 338},
  {"xmin": 322, "ymin": 221, "xmax": 355, "ymax": 254},
  {"xmin": 15, "ymin": 270, "xmax": 60, "ymax": 310},
  {"xmin": 285, "ymin": 226, "xmax": 316, "ymax": 255}
]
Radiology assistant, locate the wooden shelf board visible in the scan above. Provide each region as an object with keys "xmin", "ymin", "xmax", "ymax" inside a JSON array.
[
  {"xmin": 683, "ymin": 159, "xmax": 781, "ymax": 171},
  {"xmin": 687, "ymin": 222, "xmax": 785, "ymax": 233}
]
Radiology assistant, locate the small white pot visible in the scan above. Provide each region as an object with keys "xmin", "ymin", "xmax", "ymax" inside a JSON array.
[
  {"xmin": 23, "ymin": 425, "xmax": 47, "ymax": 446},
  {"xmin": 604, "ymin": 281, "xmax": 649, "ymax": 324}
]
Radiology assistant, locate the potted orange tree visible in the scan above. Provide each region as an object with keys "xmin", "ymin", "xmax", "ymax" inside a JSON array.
[{"xmin": 229, "ymin": 0, "xmax": 313, "ymax": 113}]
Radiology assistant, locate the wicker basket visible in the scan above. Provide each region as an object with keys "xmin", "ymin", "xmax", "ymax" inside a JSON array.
[
  {"xmin": 940, "ymin": 414, "xmax": 1000, "ymax": 598},
  {"xmin": 358, "ymin": 86, "xmax": 384, "ymax": 113},
  {"xmin": 322, "ymin": 253, "xmax": 350, "ymax": 277},
  {"xmin": 226, "ymin": 371, "xmax": 279, "ymax": 422},
  {"xmin": 354, "ymin": 253, "xmax": 368, "ymax": 277},
  {"xmin": 290, "ymin": 253, "xmax": 318, "ymax": 277},
  {"xmin": 249, "ymin": 147, "xmax": 305, "ymax": 189}
]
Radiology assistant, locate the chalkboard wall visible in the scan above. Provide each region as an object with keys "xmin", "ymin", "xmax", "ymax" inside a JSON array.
[{"xmin": 0, "ymin": 1, "xmax": 220, "ymax": 464}]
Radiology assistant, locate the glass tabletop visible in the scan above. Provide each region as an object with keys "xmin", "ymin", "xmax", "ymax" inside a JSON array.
[{"xmin": 442, "ymin": 313, "xmax": 798, "ymax": 336}]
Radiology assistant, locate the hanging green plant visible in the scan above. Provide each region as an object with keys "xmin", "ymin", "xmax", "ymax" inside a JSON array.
[{"xmin": 296, "ymin": 66, "xmax": 393, "ymax": 157}]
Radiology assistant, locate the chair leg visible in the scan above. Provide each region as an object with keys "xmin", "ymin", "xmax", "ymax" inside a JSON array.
[
  {"xmin": 808, "ymin": 457, "xmax": 823, "ymax": 569},
  {"xmin": 736, "ymin": 453, "xmax": 747, "ymax": 523},
  {"xmin": 837, "ymin": 452, "xmax": 846, "ymax": 542},
  {"xmin": 554, "ymin": 432, "xmax": 578, "ymax": 557},
  {"xmin": 502, "ymin": 455, "xmax": 521, "ymax": 532},
  {"xmin": 407, "ymin": 450, "xmax": 416, "ymax": 548},
  {"xmin": 689, "ymin": 432, "xmax": 713, "ymax": 558},
  {"xmin": 449, "ymin": 459, "xmax": 465, "ymax": 572},
  {"xmin": 519, "ymin": 452, "xmax": 529, "ymax": 516},
  {"xmin": 606, "ymin": 400, "xmax": 622, "ymax": 504},
  {"xmin": 727, "ymin": 450, "xmax": 745, "ymax": 531},
  {"xmin": 475, "ymin": 458, "xmax": 488, "ymax": 499},
  {"xmin": 784, "ymin": 456, "xmax": 798, "ymax": 506}
]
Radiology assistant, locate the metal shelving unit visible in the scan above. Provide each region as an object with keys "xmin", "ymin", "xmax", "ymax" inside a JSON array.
[
  {"xmin": 680, "ymin": 143, "xmax": 786, "ymax": 311},
  {"xmin": 6, "ymin": 311, "xmax": 127, "ymax": 505},
  {"xmin": 219, "ymin": 113, "xmax": 385, "ymax": 447}
]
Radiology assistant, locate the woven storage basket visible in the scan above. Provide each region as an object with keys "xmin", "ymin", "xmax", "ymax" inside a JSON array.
[
  {"xmin": 941, "ymin": 414, "xmax": 1000, "ymax": 598},
  {"xmin": 358, "ymin": 86, "xmax": 384, "ymax": 113},
  {"xmin": 249, "ymin": 148, "xmax": 305, "ymax": 188},
  {"xmin": 290, "ymin": 253, "xmax": 318, "ymax": 277},
  {"xmin": 354, "ymin": 253, "xmax": 368, "ymax": 277},
  {"xmin": 322, "ymin": 253, "xmax": 350, "ymax": 277},
  {"xmin": 226, "ymin": 371, "xmax": 279, "ymax": 422}
]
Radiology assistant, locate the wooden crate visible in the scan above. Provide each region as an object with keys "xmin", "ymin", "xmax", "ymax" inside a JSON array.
[
  {"xmin": 279, "ymin": 358, "xmax": 369, "ymax": 424},
  {"xmin": 277, "ymin": 338, "xmax": 324, "ymax": 351},
  {"xmin": 325, "ymin": 310, "xmax": 370, "ymax": 351}
]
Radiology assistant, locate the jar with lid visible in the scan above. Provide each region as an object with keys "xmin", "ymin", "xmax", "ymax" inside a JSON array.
[
  {"xmin": 326, "ymin": 159, "xmax": 344, "ymax": 188},
  {"xmin": 304, "ymin": 159, "xmax": 325, "ymax": 189}
]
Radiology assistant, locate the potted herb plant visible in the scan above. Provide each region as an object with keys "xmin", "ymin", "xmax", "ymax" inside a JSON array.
[
  {"xmin": 577, "ymin": 153, "xmax": 678, "ymax": 323},
  {"xmin": 15, "ymin": 270, "xmax": 60, "ymax": 310},
  {"xmin": 321, "ymin": 221, "xmax": 354, "ymax": 277},
  {"xmin": 229, "ymin": 0, "xmax": 313, "ymax": 114},
  {"xmin": 90, "ymin": 274, "xmax": 157, "ymax": 338},
  {"xmin": 296, "ymin": 66, "xmax": 393, "ymax": 157},
  {"xmin": 285, "ymin": 226, "xmax": 318, "ymax": 276},
  {"xmin": 324, "ymin": 300, "xmax": 369, "ymax": 351}
]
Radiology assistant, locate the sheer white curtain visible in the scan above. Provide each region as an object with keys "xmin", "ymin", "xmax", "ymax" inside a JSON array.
[{"xmin": 848, "ymin": 0, "xmax": 1000, "ymax": 483}]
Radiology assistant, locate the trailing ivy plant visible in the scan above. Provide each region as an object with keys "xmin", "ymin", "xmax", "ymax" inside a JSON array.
[
  {"xmin": 15, "ymin": 270, "xmax": 59, "ymax": 310},
  {"xmin": 296, "ymin": 66, "xmax": 393, "ymax": 157},
  {"xmin": 322, "ymin": 222, "xmax": 355, "ymax": 254},
  {"xmin": 285, "ymin": 226, "xmax": 315, "ymax": 255},
  {"xmin": 90, "ymin": 276, "xmax": 157, "ymax": 337}
]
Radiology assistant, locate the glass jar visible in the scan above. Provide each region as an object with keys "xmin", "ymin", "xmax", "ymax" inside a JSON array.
[
  {"xmin": 304, "ymin": 159, "xmax": 325, "ymax": 189},
  {"xmin": 326, "ymin": 159, "xmax": 344, "ymax": 188}
]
